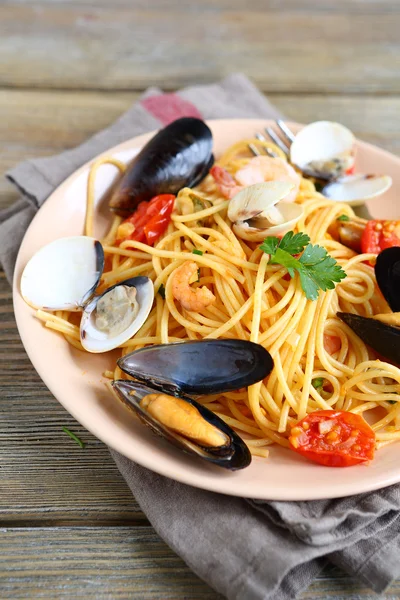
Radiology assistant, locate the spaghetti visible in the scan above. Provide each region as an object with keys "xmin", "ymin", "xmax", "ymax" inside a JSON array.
[{"xmin": 36, "ymin": 137, "xmax": 400, "ymax": 459}]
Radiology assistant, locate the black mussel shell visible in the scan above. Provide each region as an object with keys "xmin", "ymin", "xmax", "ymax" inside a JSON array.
[
  {"xmin": 111, "ymin": 380, "xmax": 251, "ymax": 470},
  {"xmin": 109, "ymin": 117, "xmax": 214, "ymax": 216},
  {"xmin": 337, "ymin": 312, "xmax": 400, "ymax": 365},
  {"xmin": 117, "ymin": 339, "xmax": 274, "ymax": 396},
  {"xmin": 375, "ymin": 247, "xmax": 400, "ymax": 313}
]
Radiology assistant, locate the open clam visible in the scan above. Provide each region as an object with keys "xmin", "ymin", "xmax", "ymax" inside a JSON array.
[
  {"xmin": 109, "ymin": 117, "xmax": 214, "ymax": 216},
  {"xmin": 20, "ymin": 236, "xmax": 154, "ymax": 353},
  {"xmin": 227, "ymin": 181, "xmax": 304, "ymax": 243},
  {"xmin": 338, "ymin": 247, "xmax": 400, "ymax": 364},
  {"xmin": 289, "ymin": 120, "xmax": 392, "ymax": 204},
  {"xmin": 112, "ymin": 339, "xmax": 274, "ymax": 469},
  {"xmin": 290, "ymin": 121, "xmax": 355, "ymax": 181}
]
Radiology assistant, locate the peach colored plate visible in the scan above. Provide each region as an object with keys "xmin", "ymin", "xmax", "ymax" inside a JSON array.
[{"xmin": 13, "ymin": 119, "xmax": 400, "ymax": 500}]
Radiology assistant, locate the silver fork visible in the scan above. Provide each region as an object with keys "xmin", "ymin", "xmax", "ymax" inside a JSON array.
[
  {"xmin": 252, "ymin": 120, "xmax": 332, "ymax": 183},
  {"xmin": 249, "ymin": 119, "xmax": 293, "ymax": 158}
]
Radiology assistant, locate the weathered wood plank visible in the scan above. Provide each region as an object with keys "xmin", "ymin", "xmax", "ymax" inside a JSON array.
[
  {"xmin": 0, "ymin": 272, "xmax": 144, "ymax": 524},
  {"xmin": 0, "ymin": 527, "xmax": 222, "ymax": 599},
  {"xmin": 5, "ymin": 0, "xmax": 400, "ymax": 12},
  {"xmin": 0, "ymin": 4, "xmax": 399, "ymax": 92},
  {"xmin": 1, "ymin": 88, "xmax": 399, "ymax": 211},
  {"xmin": 0, "ymin": 527, "xmax": 396, "ymax": 599}
]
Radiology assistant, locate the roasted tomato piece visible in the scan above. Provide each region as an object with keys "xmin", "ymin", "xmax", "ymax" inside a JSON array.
[
  {"xmin": 289, "ymin": 410, "xmax": 375, "ymax": 467},
  {"xmin": 361, "ymin": 220, "xmax": 400, "ymax": 255},
  {"xmin": 117, "ymin": 194, "xmax": 175, "ymax": 246}
]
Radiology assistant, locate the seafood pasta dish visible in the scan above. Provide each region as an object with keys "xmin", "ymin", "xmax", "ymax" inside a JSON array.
[{"xmin": 20, "ymin": 117, "xmax": 400, "ymax": 470}]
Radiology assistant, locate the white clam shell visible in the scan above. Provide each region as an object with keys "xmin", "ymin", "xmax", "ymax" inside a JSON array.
[
  {"xmin": 232, "ymin": 202, "xmax": 304, "ymax": 242},
  {"xmin": 20, "ymin": 236, "xmax": 104, "ymax": 311},
  {"xmin": 290, "ymin": 121, "xmax": 355, "ymax": 177},
  {"xmin": 80, "ymin": 277, "xmax": 154, "ymax": 353},
  {"xmin": 227, "ymin": 181, "xmax": 303, "ymax": 242},
  {"xmin": 322, "ymin": 174, "xmax": 393, "ymax": 206},
  {"xmin": 227, "ymin": 181, "xmax": 295, "ymax": 224}
]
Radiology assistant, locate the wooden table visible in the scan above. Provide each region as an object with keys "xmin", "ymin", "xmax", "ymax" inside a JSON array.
[{"xmin": 1, "ymin": 1, "xmax": 399, "ymax": 597}]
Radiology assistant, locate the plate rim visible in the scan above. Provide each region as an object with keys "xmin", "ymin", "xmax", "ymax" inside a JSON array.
[{"xmin": 12, "ymin": 118, "xmax": 400, "ymax": 500}]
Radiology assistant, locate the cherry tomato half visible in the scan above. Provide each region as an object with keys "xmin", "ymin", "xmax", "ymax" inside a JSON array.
[
  {"xmin": 289, "ymin": 410, "xmax": 375, "ymax": 467},
  {"xmin": 361, "ymin": 220, "xmax": 400, "ymax": 255},
  {"xmin": 117, "ymin": 194, "xmax": 175, "ymax": 246}
]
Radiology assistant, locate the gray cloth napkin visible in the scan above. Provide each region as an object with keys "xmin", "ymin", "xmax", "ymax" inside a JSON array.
[{"xmin": 2, "ymin": 73, "xmax": 400, "ymax": 600}]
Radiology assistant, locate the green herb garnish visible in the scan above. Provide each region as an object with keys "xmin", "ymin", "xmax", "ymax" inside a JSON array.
[
  {"xmin": 157, "ymin": 284, "xmax": 166, "ymax": 299},
  {"xmin": 312, "ymin": 377, "xmax": 324, "ymax": 390},
  {"xmin": 192, "ymin": 249, "xmax": 204, "ymax": 256},
  {"xmin": 337, "ymin": 214, "xmax": 350, "ymax": 222},
  {"xmin": 260, "ymin": 231, "xmax": 347, "ymax": 301},
  {"xmin": 190, "ymin": 194, "xmax": 207, "ymax": 212},
  {"xmin": 62, "ymin": 427, "xmax": 86, "ymax": 449}
]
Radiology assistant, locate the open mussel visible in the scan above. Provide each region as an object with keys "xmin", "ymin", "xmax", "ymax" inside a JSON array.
[
  {"xmin": 109, "ymin": 117, "xmax": 214, "ymax": 216},
  {"xmin": 338, "ymin": 247, "xmax": 400, "ymax": 364},
  {"xmin": 21, "ymin": 236, "xmax": 154, "ymax": 353},
  {"xmin": 112, "ymin": 339, "xmax": 274, "ymax": 469}
]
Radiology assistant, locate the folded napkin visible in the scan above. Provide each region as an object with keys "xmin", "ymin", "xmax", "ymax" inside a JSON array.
[{"xmin": 2, "ymin": 73, "xmax": 400, "ymax": 600}]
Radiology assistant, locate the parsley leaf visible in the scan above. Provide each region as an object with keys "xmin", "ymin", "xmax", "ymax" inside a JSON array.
[
  {"xmin": 260, "ymin": 231, "xmax": 347, "ymax": 301},
  {"xmin": 259, "ymin": 236, "xmax": 280, "ymax": 256},
  {"xmin": 260, "ymin": 231, "xmax": 310, "ymax": 257},
  {"xmin": 278, "ymin": 231, "xmax": 310, "ymax": 255},
  {"xmin": 192, "ymin": 249, "xmax": 203, "ymax": 256},
  {"xmin": 337, "ymin": 214, "xmax": 350, "ymax": 222}
]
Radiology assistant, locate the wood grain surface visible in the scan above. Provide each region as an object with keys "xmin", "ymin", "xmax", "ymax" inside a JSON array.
[
  {"xmin": 1, "ymin": 0, "xmax": 399, "ymax": 598},
  {"xmin": 0, "ymin": 2, "xmax": 399, "ymax": 92}
]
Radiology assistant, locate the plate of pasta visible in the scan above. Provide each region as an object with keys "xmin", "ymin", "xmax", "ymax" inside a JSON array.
[{"xmin": 13, "ymin": 118, "xmax": 400, "ymax": 500}]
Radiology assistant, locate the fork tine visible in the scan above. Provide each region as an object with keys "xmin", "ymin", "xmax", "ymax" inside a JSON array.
[
  {"xmin": 264, "ymin": 127, "xmax": 290, "ymax": 157},
  {"xmin": 254, "ymin": 133, "xmax": 279, "ymax": 158},
  {"xmin": 248, "ymin": 143, "xmax": 261, "ymax": 156},
  {"xmin": 250, "ymin": 139, "xmax": 279, "ymax": 159},
  {"xmin": 275, "ymin": 119, "xmax": 295, "ymax": 144}
]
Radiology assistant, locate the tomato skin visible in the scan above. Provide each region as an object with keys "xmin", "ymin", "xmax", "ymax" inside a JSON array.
[
  {"xmin": 361, "ymin": 220, "xmax": 400, "ymax": 255},
  {"xmin": 117, "ymin": 194, "xmax": 175, "ymax": 246},
  {"xmin": 143, "ymin": 195, "xmax": 175, "ymax": 245},
  {"xmin": 289, "ymin": 410, "xmax": 375, "ymax": 467}
]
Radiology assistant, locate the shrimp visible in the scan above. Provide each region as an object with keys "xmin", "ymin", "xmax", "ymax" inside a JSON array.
[
  {"xmin": 235, "ymin": 156, "xmax": 300, "ymax": 202},
  {"xmin": 211, "ymin": 157, "xmax": 301, "ymax": 202},
  {"xmin": 210, "ymin": 165, "xmax": 242, "ymax": 199},
  {"xmin": 171, "ymin": 261, "xmax": 216, "ymax": 312}
]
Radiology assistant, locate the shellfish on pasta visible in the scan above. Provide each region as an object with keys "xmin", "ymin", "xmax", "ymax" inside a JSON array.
[
  {"xmin": 289, "ymin": 120, "xmax": 392, "ymax": 203},
  {"xmin": 227, "ymin": 181, "xmax": 304, "ymax": 242},
  {"xmin": 338, "ymin": 247, "xmax": 400, "ymax": 364},
  {"xmin": 112, "ymin": 339, "xmax": 274, "ymax": 469},
  {"xmin": 109, "ymin": 117, "xmax": 214, "ymax": 216},
  {"xmin": 20, "ymin": 236, "xmax": 154, "ymax": 353}
]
